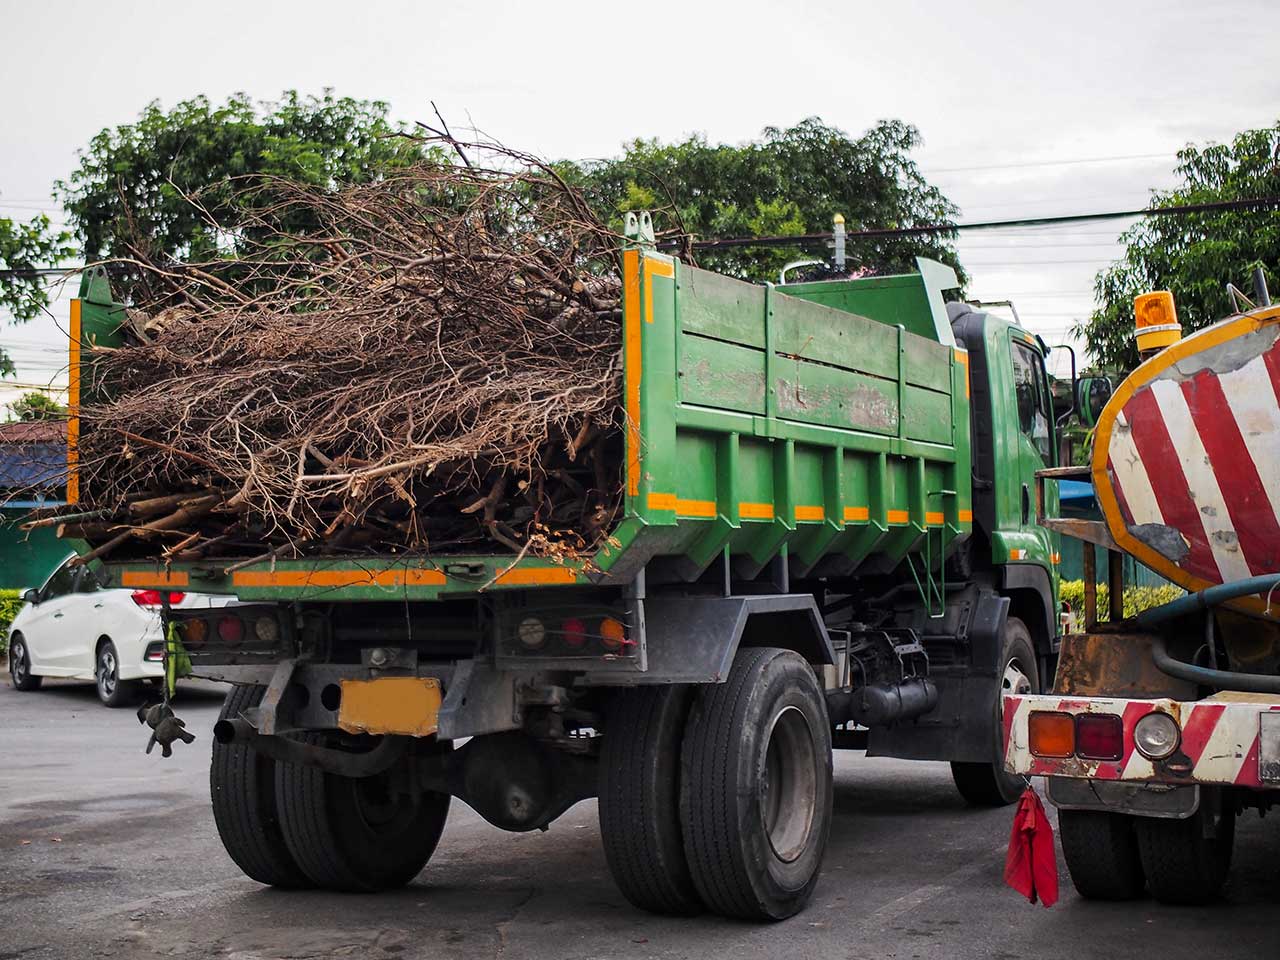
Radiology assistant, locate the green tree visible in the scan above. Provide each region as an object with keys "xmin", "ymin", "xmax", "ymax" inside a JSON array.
[
  {"xmin": 1082, "ymin": 122, "xmax": 1280, "ymax": 369},
  {"xmin": 7, "ymin": 390, "xmax": 67, "ymax": 422},
  {"xmin": 568, "ymin": 118, "xmax": 961, "ymax": 284},
  {"xmin": 57, "ymin": 90, "xmax": 430, "ymax": 280},
  {"xmin": 0, "ymin": 215, "xmax": 75, "ymax": 376}
]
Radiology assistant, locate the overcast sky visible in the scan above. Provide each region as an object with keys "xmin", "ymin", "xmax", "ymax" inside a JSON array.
[{"xmin": 1, "ymin": 0, "xmax": 1276, "ymax": 406}]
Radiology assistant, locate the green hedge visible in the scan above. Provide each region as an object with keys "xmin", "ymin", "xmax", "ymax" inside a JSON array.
[
  {"xmin": 1059, "ymin": 579, "xmax": 1184, "ymax": 623},
  {"xmin": 0, "ymin": 589, "xmax": 22, "ymax": 656}
]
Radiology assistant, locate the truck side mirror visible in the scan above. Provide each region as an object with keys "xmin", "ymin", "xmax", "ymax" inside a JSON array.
[
  {"xmin": 21, "ymin": 588, "xmax": 39, "ymax": 605},
  {"xmin": 1076, "ymin": 376, "xmax": 1114, "ymax": 428}
]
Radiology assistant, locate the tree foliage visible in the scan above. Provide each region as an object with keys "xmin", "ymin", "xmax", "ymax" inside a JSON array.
[
  {"xmin": 1083, "ymin": 122, "xmax": 1280, "ymax": 369},
  {"xmin": 8, "ymin": 390, "xmax": 67, "ymax": 422},
  {"xmin": 0, "ymin": 215, "xmax": 75, "ymax": 376},
  {"xmin": 57, "ymin": 91, "xmax": 431, "ymax": 279},
  {"xmin": 568, "ymin": 118, "xmax": 961, "ymax": 284}
]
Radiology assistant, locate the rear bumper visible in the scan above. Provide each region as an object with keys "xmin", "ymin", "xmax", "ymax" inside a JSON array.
[{"xmin": 1003, "ymin": 692, "xmax": 1280, "ymax": 790}]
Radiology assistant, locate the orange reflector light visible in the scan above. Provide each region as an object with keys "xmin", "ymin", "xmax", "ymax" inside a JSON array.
[
  {"xmin": 599, "ymin": 617, "xmax": 626, "ymax": 650},
  {"xmin": 183, "ymin": 618, "xmax": 208, "ymax": 648},
  {"xmin": 1028, "ymin": 711, "xmax": 1075, "ymax": 758}
]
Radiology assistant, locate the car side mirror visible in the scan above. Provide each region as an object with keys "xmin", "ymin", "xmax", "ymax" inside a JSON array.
[
  {"xmin": 1076, "ymin": 376, "xmax": 1114, "ymax": 428},
  {"xmin": 21, "ymin": 588, "xmax": 39, "ymax": 605}
]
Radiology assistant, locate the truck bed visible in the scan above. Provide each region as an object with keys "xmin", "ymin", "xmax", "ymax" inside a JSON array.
[{"xmin": 98, "ymin": 251, "xmax": 973, "ymax": 599}]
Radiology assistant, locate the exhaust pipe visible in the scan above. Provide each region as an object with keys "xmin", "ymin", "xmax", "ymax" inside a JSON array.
[{"xmin": 214, "ymin": 717, "xmax": 407, "ymax": 778}]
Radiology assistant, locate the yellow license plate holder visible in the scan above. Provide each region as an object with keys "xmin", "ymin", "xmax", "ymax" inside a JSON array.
[{"xmin": 337, "ymin": 677, "xmax": 442, "ymax": 737}]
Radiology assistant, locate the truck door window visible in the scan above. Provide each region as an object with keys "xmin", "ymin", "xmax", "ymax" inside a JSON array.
[{"xmin": 1011, "ymin": 340, "xmax": 1053, "ymax": 464}]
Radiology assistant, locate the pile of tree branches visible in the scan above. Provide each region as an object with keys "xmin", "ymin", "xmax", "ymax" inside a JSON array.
[{"xmin": 61, "ymin": 139, "xmax": 627, "ymax": 566}]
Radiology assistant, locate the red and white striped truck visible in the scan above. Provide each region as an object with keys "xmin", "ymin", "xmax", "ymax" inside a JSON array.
[{"xmin": 1003, "ymin": 281, "xmax": 1280, "ymax": 905}]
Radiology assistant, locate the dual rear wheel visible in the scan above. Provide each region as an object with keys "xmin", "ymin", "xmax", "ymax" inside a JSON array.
[
  {"xmin": 1060, "ymin": 793, "xmax": 1235, "ymax": 905},
  {"xmin": 599, "ymin": 647, "xmax": 833, "ymax": 921},
  {"xmin": 210, "ymin": 684, "xmax": 451, "ymax": 892}
]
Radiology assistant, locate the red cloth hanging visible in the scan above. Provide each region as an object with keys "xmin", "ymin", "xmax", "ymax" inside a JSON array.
[{"xmin": 1004, "ymin": 786, "xmax": 1059, "ymax": 907}]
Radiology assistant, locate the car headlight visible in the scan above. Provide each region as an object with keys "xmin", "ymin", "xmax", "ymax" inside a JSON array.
[{"xmin": 1134, "ymin": 711, "xmax": 1180, "ymax": 760}]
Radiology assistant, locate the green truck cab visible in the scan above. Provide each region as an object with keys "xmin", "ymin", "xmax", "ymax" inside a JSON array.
[{"xmin": 80, "ymin": 234, "xmax": 1063, "ymax": 920}]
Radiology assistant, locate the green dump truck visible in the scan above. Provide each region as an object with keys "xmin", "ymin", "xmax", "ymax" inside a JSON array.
[{"xmin": 78, "ymin": 226, "xmax": 1066, "ymax": 920}]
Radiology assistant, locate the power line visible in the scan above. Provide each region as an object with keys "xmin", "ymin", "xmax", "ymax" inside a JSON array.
[
  {"xmin": 667, "ymin": 196, "xmax": 1280, "ymax": 251},
  {"xmin": 921, "ymin": 151, "xmax": 1174, "ymax": 176}
]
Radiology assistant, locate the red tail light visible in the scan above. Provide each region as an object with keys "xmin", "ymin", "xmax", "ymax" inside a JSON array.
[
  {"xmin": 131, "ymin": 590, "xmax": 187, "ymax": 608},
  {"xmin": 217, "ymin": 616, "xmax": 244, "ymax": 644},
  {"xmin": 562, "ymin": 618, "xmax": 586, "ymax": 649},
  {"xmin": 1075, "ymin": 713, "xmax": 1123, "ymax": 761}
]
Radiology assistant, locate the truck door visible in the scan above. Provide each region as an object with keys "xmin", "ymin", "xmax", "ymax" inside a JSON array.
[{"xmin": 1008, "ymin": 335, "xmax": 1060, "ymax": 574}]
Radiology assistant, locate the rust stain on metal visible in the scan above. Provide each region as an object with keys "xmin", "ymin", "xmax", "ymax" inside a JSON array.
[{"xmin": 1052, "ymin": 631, "xmax": 1198, "ymax": 699}]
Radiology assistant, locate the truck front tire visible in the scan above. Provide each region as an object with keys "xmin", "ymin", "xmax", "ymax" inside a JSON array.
[
  {"xmin": 275, "ymin": 733, "xmax": 451, "ymax": 892},
  {"xmin": 1059, "ymin": 809, "xmax": 1145, "ymax": 900},
  {"xmin": 680, "ymin": 647, "xmax": 833, "ymax": 921},
  {"xmin": 210, "ymin": 684, "xmax": 311, "ymax": 888},
  {"xmin": 598, "ymin": 687, "xmax": 702, "ymax": 915},
  {"xmin": 951, "ymin": 617, "xmax": 1037, "ymax": 807},
  {"xmin": 1134, "ymin": 792, "xmax": 1235, "ymax": 905}
]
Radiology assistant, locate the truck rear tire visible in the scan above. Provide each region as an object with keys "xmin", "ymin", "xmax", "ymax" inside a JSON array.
[
  {"xmin": 1059, "ymin": 809, "xmax": 1144, "ymax": 900},
  {"xmin": 275, "ymin": 733, "xmax": 451, "ymax": 892},
  {"xmin": 681, "ymin": 647, "xmax": 833, "ymax": 921},
  {"xmin": 1134, "ymin": 793, "xmax": 1235, "ymax": 905},
  {"xmin": 951, "ymin": 617, "xmax": 1037, "ymax": 807},
  {"xmin": 210, "ymin": 684, "xmax": 311, "ymax": 888},
  {"xmin": 599, "ymin": 687, "xmax": 702, "ymax": 915}
]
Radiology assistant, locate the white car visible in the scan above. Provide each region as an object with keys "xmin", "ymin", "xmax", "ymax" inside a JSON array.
[{"xmin": 7, "ymin": 553, "xmax": 234, "ymax": 707}]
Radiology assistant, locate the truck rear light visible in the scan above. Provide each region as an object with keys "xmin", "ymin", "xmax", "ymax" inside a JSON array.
[
  {"xmin": 599, "ymin": 617, "xmax": 626, "ymax": 651},
  {"xmin": 517, "ymin": 617, "xmax": 547, "ymax": 649},
  {"xmin": 1028, "ymin": 711, "xmax": 1074, "ymax": 758},
  {"xmin": 217, "ymin": 616, "xmax": 244, "ymax": 644},
  {"xmin": 1075, "ymin": 713, "xmax": 1124, "ymax": 761},
  {"xmin": 1134, "ymin": 711, "xmax": 1180, "ymax": 760},
  {"xmin": 131, "ymin": 590, "xmax": 187, "ymax": 608},
  {"xmin": 561, "ymin": 617, "xmax": 586, "ymax": 648},
  {"xmin": 182, "ymin": 618, "xmax": 208, "ymax": 648}
]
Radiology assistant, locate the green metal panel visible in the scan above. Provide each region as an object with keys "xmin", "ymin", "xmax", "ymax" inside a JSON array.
[{"xmin": 103, "ymin": 253, "xmax": 976, "ymax": 600}]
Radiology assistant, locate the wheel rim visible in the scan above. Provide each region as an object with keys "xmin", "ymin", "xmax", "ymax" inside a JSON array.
[
  {"xmin": 12, "ymin": 641, "xmax": 27, "ymax": 683},
  {"xmin": 98, "ymin": 648, "xmax": 116, "ymax": 696},
  {"xmin": 1000, "ymin": 657, "xmax": 1032, "ymax": 718},
  {"xmin": 340, "ymin": 757, "xmax": 422, "ymax": 838},
  {"xmin": 761, "ymin": 705, "xmax": 818, "ymax": 863}
]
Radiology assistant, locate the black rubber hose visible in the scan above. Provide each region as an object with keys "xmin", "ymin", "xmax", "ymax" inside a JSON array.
[{"xmin": 1149, "ymin": 634, "xmax": 1280, "ymax": 694}]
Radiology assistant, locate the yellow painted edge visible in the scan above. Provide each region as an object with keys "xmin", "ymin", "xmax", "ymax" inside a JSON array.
[
  {"xmin": 954, "ymin": 348, "xmax": 970, "ymax": 399},
  {"xmin": 494, "ymin": 566, "xmax": 579, "ymax": 586},
  {"xmin": 1090, "ymin": 308, "xmax": 1280, "ymax": 616},
  {"xmin": 623, "ymin": 250, "xmax": 642, "ymax": 497},
  {"xmin": 67, "ymin": 299, "xmax": 81, "ymax": 504},
  {"xmin": 739, "ymin": 501, "xmax": 775, "ymax": 520},
  {"xmin": 121, "ymin": 570, "xmax": 189, "ymax": 588},
  {"xmin": 338, "ymin": 677, "xmax": 441, "ymax": 737},
  {"xmin": 647, "ymin": 491, "xmax": 676, "ymax": 512},
  {"xmin": 844, "ymin": 505, "xmax": 870, "ymax": 522},
  {"xmin": 925, "ymin": 511, "xmax": 945, "ymax": 526},
  {"xmin": 887, "ymin": 509, "xmax": 910, "ymax": 525},
  {"xmin": 795, "ymin": 505, "xmax": 825, "ymax": 522},
  {"xmin": 233, "ymin": 569, "xmax": 447, "ymax": 589},
  {"xmin": 676, "ymin": 498, "xmax": 717, "ymax": 518}
]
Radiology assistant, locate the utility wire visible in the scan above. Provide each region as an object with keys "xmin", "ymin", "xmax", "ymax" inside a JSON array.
[{"xmin": 662, "ymin": 196, "xmax": 1280, "ymax": 252}]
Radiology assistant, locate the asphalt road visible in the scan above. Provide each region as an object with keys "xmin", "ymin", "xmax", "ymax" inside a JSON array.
[{"xmin": 2, "ymin": 678, "xmax": 1277, "ymax": 960}]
